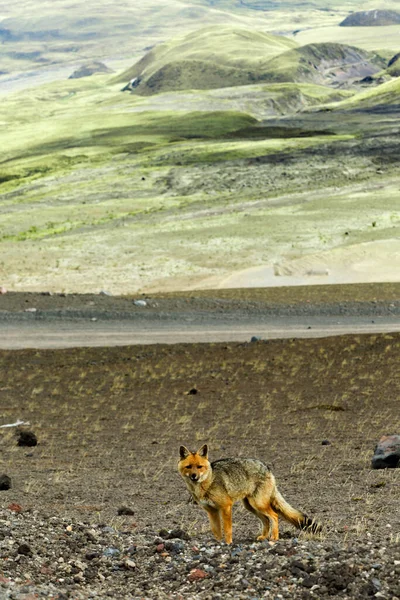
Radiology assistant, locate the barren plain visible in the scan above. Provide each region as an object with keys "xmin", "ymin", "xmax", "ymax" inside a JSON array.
[{"xmin": 0, "ymin": 288, "xmax": 400, "ymax": 598}]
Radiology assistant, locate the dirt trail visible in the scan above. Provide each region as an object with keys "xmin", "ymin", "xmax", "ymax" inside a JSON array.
[{"xmin": 1, "ymin": 315, "xmax": 400, "ymax": 349}]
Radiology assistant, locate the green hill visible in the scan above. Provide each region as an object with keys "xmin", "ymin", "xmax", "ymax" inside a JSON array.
[
  {"xmin": 129, "ymin": 59, "xmax": 264, "ymax": 94},
  {"xmin": 115, "ymin": 26, "xmax": 298, "ymax": 91},
  {"xmin": 117, "ymin": 33, "xmax": 386, "ymax": 94},
  {"xmin": 333, "ymin": 76, "xmax": 400, "ymax": 109},
  {"xmin": 259, "ymin": 42, "xmax": 386, "ymax": 85}
]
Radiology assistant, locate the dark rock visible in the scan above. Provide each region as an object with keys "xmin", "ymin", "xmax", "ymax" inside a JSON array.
[
  {"xmin": 371, "ymin": 434, "xmax": 400, "ymax": 469},
  {"xmin": 17, "ymin": 430, "xmax": 38, "ymax": 447},
  {"xmin": 187, "ymin": 388, "xmax": 198, "ymax": 395},
  {"xmin": 388, "ymin": 52, "xmax": 400, "ymax": 67},
  {"xmin": 117, "ymin": 506, "xmax": 135, "ymax": 516},
  {"xmin": 17, "ymin": 543, "xmax": 32, "ymax": 556},
  {"xmin": 321, "ymin": 439, "xmax": 331, "ymax": 445},
  {"xmin": 167, "ymin": 528, "xmax": 190, "ymax": 540},
  {"xmin": 250, "ymin": 336, "xmax": 261, "ymax": 342},
  {"xmin": 69, "ymin": 61, "xmax": 113, "ymax": 79},
  {"xmin": 0, "ymin": 474, "xmax": 11, "ymax": 490},
  {"xmin": 301, "ymin": 575, "xmax": 317, "ymax": 588},
  {"xmin": 269, "ymin": 543, "xmax": 287, "ymax": 556},
  {"xmin": 159, "ymin": 528, "xmax": 169, "ymax": 538},
  {"xmin": 85, "ymin": 552, "xmax": 99, "ymax": 560}
]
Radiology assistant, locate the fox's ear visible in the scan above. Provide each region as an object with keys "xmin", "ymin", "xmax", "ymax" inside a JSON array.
[
  {"xmin": 179, "ymin": 445, "xmax": 191, "ymax": 460},
  {"xmin": 198, "ymin": 444, "xmax": 208, "ymax": 458}
]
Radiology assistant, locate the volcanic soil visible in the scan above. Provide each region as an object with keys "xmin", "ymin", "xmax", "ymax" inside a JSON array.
[{"xmin": 0, "ymin": 289, "xmax": 399, "ymax": 598}]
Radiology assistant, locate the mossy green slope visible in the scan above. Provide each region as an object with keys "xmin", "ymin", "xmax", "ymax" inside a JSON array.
[
  {"xmin": 333, "ymin": 76, "xmax": 400, "ymax": 108},
  {"xmin": 259, "ymin": 42, "xmax": 386, "ymax": 85},
  {"xmin": 114, "ymin": 26, "xmax": 298, "ymax": 88},
  {"xmin": 131, "ymin": 60, "xmax": 263, "ymax": 94},
  {"xmin": 117, "ymin": 34, "xmax": 385, "ymax": 94}
]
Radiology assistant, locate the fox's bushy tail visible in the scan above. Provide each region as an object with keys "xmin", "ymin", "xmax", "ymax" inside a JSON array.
[{"xmin": 271, "ymin": 490, "xmax": 321, "ymax": 534}]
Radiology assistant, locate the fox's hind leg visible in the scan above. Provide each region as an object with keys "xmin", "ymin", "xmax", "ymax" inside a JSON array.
[
  {"xmin": 204, "ymin": 506, "xmax": 222, "ymax": 541},
  {"xmin": 243, "ymin": 497, "xmax": 272, "ymax": 540},
  {"xmin": 247, "ymin": 495, "xmax": 279, "ymax": 541}
]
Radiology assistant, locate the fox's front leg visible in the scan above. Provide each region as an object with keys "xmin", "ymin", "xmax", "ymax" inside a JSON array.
[
  {"xmin": 221, "ymin": 504, "xmax": 233, "ymax": 544},
  {"xmin": 204, "ymin": 506, "xmax": 222, "ymax": 541}
]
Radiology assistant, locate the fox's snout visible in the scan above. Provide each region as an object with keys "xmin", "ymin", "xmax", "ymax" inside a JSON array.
[{"xmin": 190, "ymin": 473, "xmax": 199, "ymax": 481}]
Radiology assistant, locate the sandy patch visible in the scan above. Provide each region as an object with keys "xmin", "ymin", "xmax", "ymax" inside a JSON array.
[{"xmin": 218, "ymin": 239, "xmax": 400, "ymax": 289}]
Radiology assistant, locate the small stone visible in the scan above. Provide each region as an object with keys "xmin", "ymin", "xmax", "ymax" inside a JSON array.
[
  {"xmin": 103, "ymin": 547, "xmax": 120, "ymax": 557},
  {"xmin": 187, "ymin": 388, "xmax": 198, "ymax": 395},
  {"xmin": 321, "ymin": 440, "xmax": 331, "ymax": 445},
  {"xmin": 159, "ymin": 529, "xmax": 169, "ymax": 538},
  {"xmin": 188, "ymin": 568, "xmax": 208, "ymax": 582},
  {"xmin": 124, "ymin": 559, "xmax": 136, "ymax": 570},
  {"xmin": 167, "ymin": 528, "xmax": 190, "ymax": 540},
  {"xmin": 17, "ymin": 544, "xmax": 32, "ymax": 556},
  {"xmin": 250, "ymin": 336, "xmax": 261, "ymax": 342},
  {"xmin": 133, "ymin": 300, "xmax": 147, "ymax": 307},
  {"xmin": 371, "ymin": 578, "xmax": 381, "ymax": 591},
  {"xmin": 17, "ymin": 430, "xmax": 38, "ymax": 447},
  {"xmin": 85, "ymin": 552, "xmax": 99, "ymax": 561},
  {"xmin": 8, "ymin": 503, "xmax": 22, "ymax": 513},
  {"xmin": 0, "ymin": 474, "xmax": 11, "ymax": 490},
  {"xmin": 117, "ymin": 506, "xmax": 134, "ymax": 516}
]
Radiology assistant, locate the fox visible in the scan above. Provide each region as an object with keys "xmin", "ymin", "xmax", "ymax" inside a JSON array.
[{"xmin": 178, "ymin": 444, "xmax": 321, "ymax": 544}]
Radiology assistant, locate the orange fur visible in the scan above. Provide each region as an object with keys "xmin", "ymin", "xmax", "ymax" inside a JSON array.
[{"xmin": 178, "ymin": 445, "xmax": 321, "ymax": 544}]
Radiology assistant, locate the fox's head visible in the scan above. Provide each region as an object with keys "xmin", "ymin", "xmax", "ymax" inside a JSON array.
[{"xmin": 178, "ymin": 444, "xmax": 210, "ymax": 483}]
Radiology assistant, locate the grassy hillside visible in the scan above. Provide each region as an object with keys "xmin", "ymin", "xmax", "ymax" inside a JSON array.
[
  {"xmin": 126, "ymin": 83, "xmax": 353, "ymax": 119},
  {"xmin": 0, "ymin": 69, "xmax": 399, "ymax": 293},
  {"xmin": 257, "ymin": 42, "xmax": 385, "ymax": 85},
  {"xmin": 1, "ymin": 3, "xmax": 400, "ymax": 293},
  {"xmin": 130, "ymin": 60, "xmax": 262, "ymax": 94},
  {"xmin": 117, "ymin": 30, "xmax": 385, "ymax": 94},
  {"xmin": 332, "ymin": 76, "xmax": 400, "ymax": 108},
  {"xmin": 115, "ymin": 26, "xmax": 298, "ymax": 86}
]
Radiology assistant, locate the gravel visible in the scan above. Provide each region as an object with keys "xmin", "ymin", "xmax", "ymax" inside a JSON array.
[{"xmin": 1, "ymin": 509, "xmax": 399, "ymax": 599}]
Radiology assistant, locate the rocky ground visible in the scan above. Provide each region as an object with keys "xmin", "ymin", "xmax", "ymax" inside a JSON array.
[
  {"xmin": 1, "ymin": 511, "xmax": 399, "ymax": 599},
  {"xmin": 0, "ymin": 289, "xmax": 399, "ymax": 598}
]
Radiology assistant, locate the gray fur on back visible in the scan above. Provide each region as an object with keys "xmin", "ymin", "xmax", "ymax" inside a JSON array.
[{"xmin": 210, "ymin": 458, "xmax": 271, "ymax": 495}]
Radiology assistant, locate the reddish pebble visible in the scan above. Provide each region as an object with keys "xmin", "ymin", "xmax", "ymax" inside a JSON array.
[
  {"xmin": 156, "ymin": 543, "xmax": 165, "ymax": 553},
  {"xmin": 188, "ymin": 568, "xmax": 208, "ymax": 582},
  {"xmin": 8, "ymin": 503, "xmax": 23, "ymax": 513}
]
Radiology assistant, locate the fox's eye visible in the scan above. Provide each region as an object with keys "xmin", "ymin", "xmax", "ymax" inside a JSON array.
[
  {"xmin": 197, "ymin": 466, "xmax": 203, "ymax": 470},
  {"xmin": 185, "ymin": 466, "xmax": 191, "ymax": 469}
]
